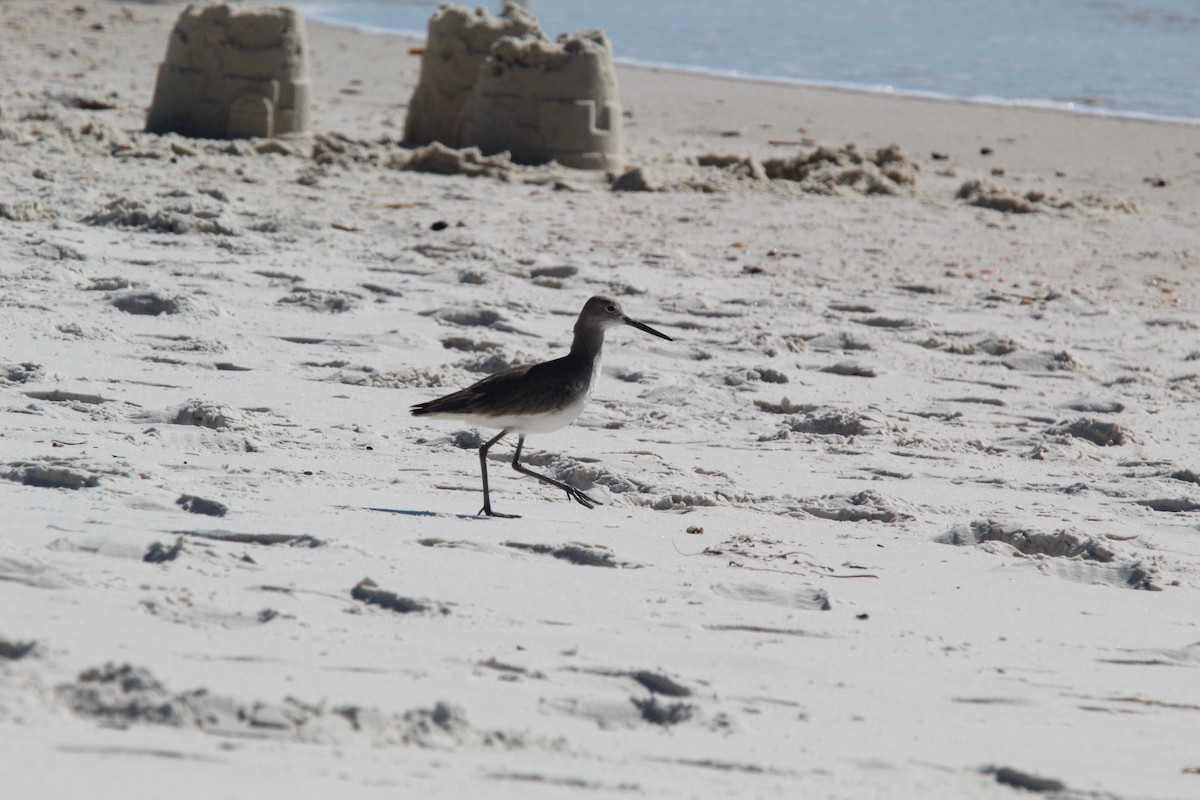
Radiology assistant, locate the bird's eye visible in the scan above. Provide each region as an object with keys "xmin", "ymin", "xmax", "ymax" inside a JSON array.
[{"xmin": 606, "ymin": 304, "xmax": 616, "ymax": 312}]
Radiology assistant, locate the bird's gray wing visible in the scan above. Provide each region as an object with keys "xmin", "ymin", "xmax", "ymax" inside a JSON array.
[{"xmin": 411, "ymin": 359, "xmax": 585, "ymax": 418}]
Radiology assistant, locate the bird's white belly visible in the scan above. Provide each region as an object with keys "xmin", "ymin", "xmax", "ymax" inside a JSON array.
[{"xmin": 506, "ymin": 392, "xmax": 589, "ymax": 434}]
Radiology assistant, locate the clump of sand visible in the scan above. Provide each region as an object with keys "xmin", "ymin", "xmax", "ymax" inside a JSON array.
[
  {"xmin": 697, "ymin": 144, "xmax": 918, "ymax": 195},
  {"xmin": 955, "ymin": 178, "xmax": 1073, "ymax": 213}
]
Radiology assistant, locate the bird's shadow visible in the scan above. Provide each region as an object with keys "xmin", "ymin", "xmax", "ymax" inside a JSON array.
[{"xmin": 364, "ymin": 506, "xmax": 493, "ymax": 521}]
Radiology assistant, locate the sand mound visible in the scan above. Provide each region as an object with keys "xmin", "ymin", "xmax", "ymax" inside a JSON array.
[
  {"xmin": 57, "ymin": 662, "xmax": 519, "ymax": 748},
  {"xmin": 82, "ymin": 197, "xmax": 237, "ymax": 235},
  {"xmin": 938, "ymin": 520, "xmax": 1162, "ymax": 591},
  {"xmin": 145, "ymin": 4, "xmax": 310, "ymax": 139},
  {"xmin": 955, "ymin": 179, "xmax": 1073, "ymax": 213},
  {"xmin": 697, "ymin": 144, "xmax": 918, "ymax": 195},
  {"xmin": 397, "ymin": 141, "xmax": 518, "ymax": 178}
]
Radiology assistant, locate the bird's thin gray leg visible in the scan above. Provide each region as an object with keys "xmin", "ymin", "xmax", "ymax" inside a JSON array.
[
  {"xmin": 510, "ymin": 435, "xmax": 601, "ymax": 509},
  {"xmin": 479, "ymin": 428, "xmax": 518, "ymax": 518}
]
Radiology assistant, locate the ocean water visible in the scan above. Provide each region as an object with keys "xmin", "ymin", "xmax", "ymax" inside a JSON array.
[{"xmin": 295, "ymin": 0, "xmax": 1200, "ymax": 122}]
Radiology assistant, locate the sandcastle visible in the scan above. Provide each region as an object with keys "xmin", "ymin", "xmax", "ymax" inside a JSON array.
[
  {"xmin": 404, "ymin": 3, "xmax": 623, "ymax": 171},
  {"xmin": 403, "ymin": 3, "xmax": 543, "ymax": 148},
  {"xmin": 145, "ymin": 3, "xmax": 310, "ymax": 139}
]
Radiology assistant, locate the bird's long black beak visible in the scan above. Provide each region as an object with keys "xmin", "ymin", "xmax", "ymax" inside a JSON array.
[{"xmin": 624, "ymin": 316, "xmax": 673, "ymax": 341}]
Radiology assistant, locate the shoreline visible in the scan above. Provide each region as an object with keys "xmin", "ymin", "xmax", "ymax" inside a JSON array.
[
  {"xmin": 289, "ymin": 13, "xmax": 1200, "ymax": 210},
  {"xmin": 299, "ymin": 7, "xmax": 1200, "ymax": 129},
  {"xmin": 615, "ymin": 61, "xmax": 1200, "ymax": 129}
]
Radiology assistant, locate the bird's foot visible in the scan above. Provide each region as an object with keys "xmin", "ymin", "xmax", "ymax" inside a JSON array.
[
  {"xmin": 480, "ymin": 505, "xmax": 520, "ymax": 519},
  {"xmin": 565, "ymin": 487, "xmax": 602, "ymax": 509}
]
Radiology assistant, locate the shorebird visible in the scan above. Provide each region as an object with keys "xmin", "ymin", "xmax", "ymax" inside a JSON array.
[{"xmin": 411, "ymin": 295, "xmax": 673, "ymax": 517}]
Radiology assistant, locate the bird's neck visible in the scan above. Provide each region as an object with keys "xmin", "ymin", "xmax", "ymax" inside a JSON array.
[{"xmin": 570, "ymin": 324, "xmax": 605, "ymax": 363}]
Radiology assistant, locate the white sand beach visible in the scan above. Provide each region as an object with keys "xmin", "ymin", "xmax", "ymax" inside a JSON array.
[{"xmin": 2, "ymin": 2, "xmax": 1199, "ymax": 798}]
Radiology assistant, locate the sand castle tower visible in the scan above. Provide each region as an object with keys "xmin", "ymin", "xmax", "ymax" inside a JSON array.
[
  {"xmin": 145, "ymin": 3, "xmax": 310, "ymax": 139},
  {"xmin": 457, "ymin": 30, "xmax": 622, "ymax": 170},
  {"xmin": 404, "ymin": 3, "xmax": 623, "ymax": 170},
  {"xmin": 403, "ymin": 2, "xmax": 544, "ymax": 147}
]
